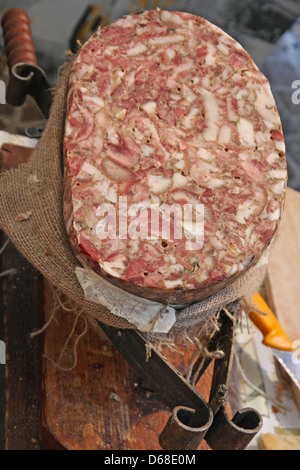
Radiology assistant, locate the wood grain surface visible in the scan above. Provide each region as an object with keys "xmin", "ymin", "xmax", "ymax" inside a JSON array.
[
  {"xmin": 265, "ymin": 187, "xmax": 300, "ymax": 411},
  {"xmin": 266, "ymin": 187, "xmax": 300, "ymax": 341},
  {"xmin": 41, "ymin": 281, "xmax": 213, "ymax": 450},
  {"xmin": 1, "ymin": 141, "xmax": 43, "ymax": 449}
]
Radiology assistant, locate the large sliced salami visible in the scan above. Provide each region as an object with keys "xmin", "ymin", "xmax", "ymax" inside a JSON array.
[{"xmin": 64, "ymin": 10, "xmax": 287, "ymax": 304}]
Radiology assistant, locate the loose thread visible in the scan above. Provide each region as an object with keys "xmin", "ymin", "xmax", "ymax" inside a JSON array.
[
  {"xmin": 44, "ymin": 312, "xmax": 88, "ymax": 372},
  {"xmin": 185, "ymin": 314, "xmax": 224, "ymax": 385},
  {"xmin": 0, "ymin": 238, "xmax": 16, "ymax": 278},
  {"xmin": 56, "ymin": 290, "xmax": 80, "ymax": 312},
  {"xmin": 0, "ymin": 237, "xmax": 10, "ymax": 256},
  {"xmin": 191, "ymin": 356, "xmax": 206, "ymax": 388},
  {"xmin": 30, "ymin": 283, "xmax": 89, "ymax": 371},
  {"xmin": 0, "ymin": 268, "xmax": 17, "ymax": 278},
  {"xmin": 193, "ymin": 336, "xmax": 225, "ymax": 360},
  {"xmin": 30, "ymin": 305, "xmax": 57, "ymax": 338},
  {"xmin": 145, "ymin": 342, "xmax": 153, "ymax": 362},
  {"xmin": 223, "ymin": 306, "xmax": 236, "ymax": 323},
  {"xmin": 185, "ymin": 349, "xmax": 202, "ymax": 384},
  {"xmin": 56, "ymin": 308, "xmax": 84, "ymax": 365},
  {"xmin": 30, "ymin": 282, "xmax": 60, "ymax": 338}
]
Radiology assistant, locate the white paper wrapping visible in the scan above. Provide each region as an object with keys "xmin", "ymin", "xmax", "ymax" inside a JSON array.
[{"xmin": 75, "ymin": 266, "xmax": 177, "ymax": 333}]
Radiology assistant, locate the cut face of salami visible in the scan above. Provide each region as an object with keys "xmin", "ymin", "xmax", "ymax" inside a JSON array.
[{"xmin": 64, "ymin": 10, "xmax": 287, "ymax": 303}]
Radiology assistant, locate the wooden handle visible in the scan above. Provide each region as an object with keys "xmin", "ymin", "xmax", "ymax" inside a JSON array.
[
  {"xmin": 249, "ymin": 293, "xmax": 294, "ymax": 351},
  {"xmin": 1, "ymin": 8, "xmax": 37, "ymax": 70}
]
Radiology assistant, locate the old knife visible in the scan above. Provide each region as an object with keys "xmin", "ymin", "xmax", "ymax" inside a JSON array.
[{"xmin": 249, "ymin": 292, "xmax": 300, "ymax": 391}]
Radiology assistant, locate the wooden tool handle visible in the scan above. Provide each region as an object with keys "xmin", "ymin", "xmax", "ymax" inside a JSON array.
[
  {"xmin": 1, "ymin": 8, "xmax": 37, "ymax": 71},
  {"xmin": 249, "ymin": 293, "xmax": 294, "ymax": 351}
]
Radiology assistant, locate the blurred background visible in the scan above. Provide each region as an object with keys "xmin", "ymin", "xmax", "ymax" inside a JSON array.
[{"xmin": 0, "ymin": 0, "xmax": 300, "ymax": 189}]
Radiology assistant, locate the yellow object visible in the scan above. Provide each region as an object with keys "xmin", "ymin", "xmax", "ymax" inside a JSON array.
[
  {"xmin": 259, "ymin": 433, "xmax": 300, "ymax": 450},
  {"xmin": 249, "ymin": 293, "xmax": 294, "ymax": 351}
]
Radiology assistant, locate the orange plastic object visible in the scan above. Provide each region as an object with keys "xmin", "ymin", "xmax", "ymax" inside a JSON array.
[{"xmin": 249, "ymin": 293, "xmax": 294, "ymax": 351}]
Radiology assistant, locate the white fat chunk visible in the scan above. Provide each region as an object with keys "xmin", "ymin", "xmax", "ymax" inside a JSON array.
[
  {"xmin": 148, "ymin": 35, "xmax": 184, "ymax": 45},
  {"xmin": 141, "ymin": 144, "xmax": 154, "ymax": 156},
  {"xmin": 141, "ymin": 101, "xmax": 157, "ymax": 116},
  {"xmin": 200, "ymin": 88, "xmax": 219, "ymax": 141},
  {"xmin": 235, "ymin": 200, "xmax": 257, "ymax": 224},
  {"xmin": 84, "ymin": 95, "xmax": 105, "ymax": 108},
  {"xmin": 255, "ymin": 85, "xmax": 279, "ymax": 124},
  {"xmin": 101, "ymin": 260, "xmax": 125, "ymax": 278},
  {"xmin": 269, "ymin": 169, "xmax": 287, "ymax": 180},
  {"xmin": 94, "ymin": 177, "xmax": 118, "ymax": 203},
  {"xmin": 229, "ymin": 264, "xmax": 238, "ymax": 275},
  {"xmin": 255, "ymin": 131, "xmax": 268, "ymax": 145},
  {"xmin": 202, "ymin": 76, "xmax": 210, "ymax": 89},
  {"xmin": 161, "ymin": 10, "xmax": 185, "ymax": 25},
  {"xmin": 116, "ymin": 109, "xmax": 127, "ymax": 120},
  {"xmin": 174, "ymin": 152, "xmax": 184, "ymax": 160},
  {"xmin": 81, "ymin": 162, "xmax": 101, "ymax": 177},
  {"xmin": 65, "ymin": 121, "xmax": 72, "ymax": 136},
  {"xmin": 175, "ymin": 160, "xmax": 185, "ymax": 170},
  {"xmin": 271, "ymin": 180, "xmax": 285, "ymax": 194},
  {"xmin": 210, "ymin": 236, "xmax": 225, "ymax": 250},
  {"xmin": 148, "ymin": 175, "xmax": 172, "ymax": 194},
  {"xmin": 115, "ymin": 15, "xmax": 141, "ymax": 28},
  {"xmin": 197, "ymin": 148, "xmax": 215, "ymax": 161},
  {"xmin": 239, "ymin": 151, "xmax": 251, "ymax": 161},
  {"xmin": 166, "ymin": 48, "xmax": 176, "ymax": 59},
  {"xmin": 164, "ymin": 279, "xmax": 183, "ymax": 289},
  {"xmin": 266, "ymin": 151, "xmax": 278, "ymax": 164},
  {"xmin": 226, "ymin": 97, "xmax": 238, "ymax": 121},
  {"xmin": 173, "ymin": 61, "xmax": 194, "ymax": 78},
  {"xmin": 205, "ymin": 52, "xmax": 215, "ymax": 66},
  {"xmin": 206, "ymin": 178, "xmax": 224, "ymax": 190},
  {"xmin": 182, "ymin": 85, "xmax": 197, "ymax": 103},
  {"xmin": 127, "ymin": 43, "xmax": 148, "ymax": 56},
  {"xmin": 182, "ymin": 107, "xmax": 198, "ymax": 129},
  {"xmin": 237, "ymin": 117, "xmax": 255, "ymax": 147},
  {"xmin": 268, "ymin": 207, "xmax": 281, "ymax": 221},
  {"xmin": 172, "ymin": 173, "xmax": 188, "ymax": 188},
  {"xmin": 218, "ymin": 126, "xmax": 231, "ymax": 144},
  {"xmin": 236, "ymin": 89, "xmax": 248, "ymax": 99},
  {"xmin": 107, "ymin": 126, "xmax": 119, "ymax": 144},
  {"xmin": 275, "ymin": 140, "xmax": 285, "ymax": 152},
  {"xmin": 218, "ymin": 42, "xmax": 229, "ymax": 55}
]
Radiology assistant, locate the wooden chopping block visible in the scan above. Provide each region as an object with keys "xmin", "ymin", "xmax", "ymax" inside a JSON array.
[
  {"xmin": 41, "ymin": 282, "xmax": 214, "ymax": 450},
  {"xmin": 0, "ymin": 138, "xmax": 43, "ymax": 450}
]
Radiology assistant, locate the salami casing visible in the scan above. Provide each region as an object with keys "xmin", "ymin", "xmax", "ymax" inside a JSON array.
[{"xmin": 64, "ymin": 10, "xmax": 287, "ymax": 303}]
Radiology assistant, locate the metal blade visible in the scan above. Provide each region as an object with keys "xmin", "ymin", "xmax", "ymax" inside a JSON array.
[{"xmin": 272, "ymin": 349, "xmax": 300, "ymax": 390}]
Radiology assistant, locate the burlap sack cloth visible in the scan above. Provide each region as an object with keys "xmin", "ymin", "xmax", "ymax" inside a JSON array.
[{"xmin": 0, "ymin": 59, "xmax": 267, "ymax": 343}]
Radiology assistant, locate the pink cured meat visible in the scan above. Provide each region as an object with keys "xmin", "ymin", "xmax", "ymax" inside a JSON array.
[{"xmin": 64, "ymin": 10, "xmax": 287, "ymax": 303}]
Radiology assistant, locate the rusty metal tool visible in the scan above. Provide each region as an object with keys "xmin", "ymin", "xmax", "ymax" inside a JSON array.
[
  {"xmin": 100, "ymin": 309, "xmax": 262, "ymax": 450},
  {"xmin": 100, "ymin": 322, "xmax": 214, "ymax": 450},
  {"xmin": 1, "ymin": 8, "xmax": 52, "ymax": 119},
  {"xmin": 186, "ymin": 307, "xmax": 263, "ymax": 450}
]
